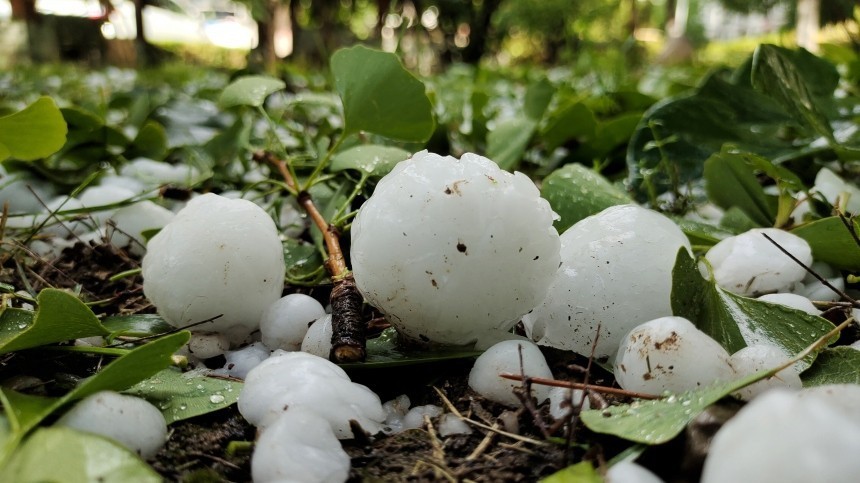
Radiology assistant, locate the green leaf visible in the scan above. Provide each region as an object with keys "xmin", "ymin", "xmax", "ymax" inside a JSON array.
[
  {"xmin": 0, "ymin": 427, "xmax": 160, "ymax": 483},
  {"xmin": 671, "ymin": 249, "xmax": 835, "ymax": 369},
  {"xmin": 331, "ymin": 46, "xmax": 435, "ymax": 142},
  {"xmin": 540, "ymin": 163, "xmax": 632, "ymax": 232},
  {"xmin": 587, "ymin": 112, "xmax": 642, "ymax": 159},
  {"xmin": 487, "ymin": 117, "xmax": 537, "ymax": 171},
  {"xmin": 0, "ymin": 97, "xmax": 68, "ymax": 162},
  {"xmin": 524, "ymin": 77, "xmax": 555, "ymax": 121},
  {"xmin": 329, "ymin": 145, "xmax": 410, "ymax": 177},
  {"xmin": 801, "ymin": 347, "xmax": 860, "ymax": 386},
  {"xmin": 0, "ymin": 289, "xmax": 110, "ymax": 355},
  {"xmin": 340, "ymin": 328, "xmax": 480, "ymax": 370},
  {"xmin": 101, "ymin": 314, "xmax": 174, "ymax": 338},
  {"xmin": 541, "ymin": 461, "xmax": 602, "ymax": 483},
  {"xmin": 671, "ymin": 217, "xmax": 733, "ymax": 247},
  {"xmin": 126, "ymin": 368, "xmax": 241, "ymax": 424},
  {"xmin": 703, "ymin": 152, "xmax": 775, "ymax": 227},
  {"xmin": 283, "ymin": 238, "xmax": 325, "ymax": 282},
  {"xmin": 541, "ymin": 101, "xmax": 597, "ymax": 151},
  {"xmin": 791, "ymin": 217, "xmax": 860, "ymax": 271},
  {"xmin": 128, "ymin": 120, "xmax": 168, "ymax": 160},
  {"xmin": 581, "ymin": 371, "xmax": 763, "ymax": 445},
  {"xmin": 751, "ymin": 45, "xmax": 835, "ymax": 142},
  {"xmin": 219, "ymin": 75, "xmax": 286, "ymax": 109}
]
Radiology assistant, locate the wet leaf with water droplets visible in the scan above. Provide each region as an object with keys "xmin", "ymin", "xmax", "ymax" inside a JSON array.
[
  {"xmin": 801, "ymin": 347, "xmax": 860, "ymax": 386},
  {"xmin": 126, "ymin": 367, "xmax": 242, "ymax": 424}
]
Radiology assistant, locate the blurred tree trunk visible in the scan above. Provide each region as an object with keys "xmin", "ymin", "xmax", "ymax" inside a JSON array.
[
  {"xmin": 249, "ymin": 0, "xmax": 289, "ymax": 72},
  {"xmin": 461, "ymin": 0, "xmax": 501, "ymax": 64},
  {"xmin": 796, "ymin": 0, "xmax": 820, "ymax": 53},
  {"xmin": 133, "ymin": 0, "xmax": 155, "ymax": 65},
  {"xmin": 10, "ymin": 0, "xmax": 35, "ymax": 20}
]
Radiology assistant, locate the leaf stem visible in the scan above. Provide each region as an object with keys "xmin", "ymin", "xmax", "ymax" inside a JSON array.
[{"xmin": 303, "ymin": 131, "xmax": 347, "ymax": 192}]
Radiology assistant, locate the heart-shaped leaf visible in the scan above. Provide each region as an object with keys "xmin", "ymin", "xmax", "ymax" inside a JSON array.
[
  {"xmin": 540, "ymin": 163, "xmax": 631, "ymax": 232},
  {"xmin": 329, "ymin": 145, "xmax": 410, "ymax": 177},
  {"xmin": 0, "ymin": 97, "xmax": 67, "ymax": 161},
  {"xmin": 219, "ymin": 75, "xmax": 286, "ymax": 109}
]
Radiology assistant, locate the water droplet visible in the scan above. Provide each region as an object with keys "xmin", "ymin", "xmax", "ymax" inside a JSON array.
[
  {"xmin": 196, "ymin": 384, "xmax": 204, "ymax": 390},
  {"xmin": 210, "ymin": 394, "xmax": 225, "ymax": 404},
  {"xmin": 178, "ymin": 404, "xmax": 187, "ymax": 411}
]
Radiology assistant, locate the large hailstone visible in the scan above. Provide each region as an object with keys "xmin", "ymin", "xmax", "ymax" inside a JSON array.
[
  {"xmin": 704, "ymin": 228, "xmax": 811, "ymax": 296},
  {"xmin": 614, "ymin": 317, "xmax": 734, "ymax": 396},
  {"xmin": 142, "ymin": 193, "xmax": 285, "ymax": 343},
  {"xmin": 701, "ymin": 388, "xmax": 860, "ymax": 483},
  {"xmin": 523, "ymin": 204, "xmax": 691, "ymax": 361},
  {"xmin": 351, "ymin": 150, "xmax": 561, "ymax": 345}
]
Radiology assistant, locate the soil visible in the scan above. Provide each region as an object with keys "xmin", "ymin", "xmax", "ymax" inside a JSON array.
[{"xmin": 1, "ymin": 239, "xmax": 715, "ymax": 482}]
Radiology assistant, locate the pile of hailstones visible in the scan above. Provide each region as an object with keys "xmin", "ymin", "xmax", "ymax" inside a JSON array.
[{"xmin": 17, "ymin": 152, "xmax": 860, "ymax": 482}]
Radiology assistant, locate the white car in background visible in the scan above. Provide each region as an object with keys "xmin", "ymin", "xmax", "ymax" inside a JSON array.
[{"xmin": 33, "ymin": 0, "xmax": 257, "ymax": 49}]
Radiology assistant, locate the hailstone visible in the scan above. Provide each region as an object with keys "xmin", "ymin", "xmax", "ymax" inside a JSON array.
[
  {"xmin": 468, "ymin": 340, "xmax": 553, "ymax": 406},
  {"xmin": 728, "ymin": 344, "xmax": 801, "ymax": 401},
  {"xmin": 704, "ymin": 228, "xmax": 812, "ymax": 296},
  {"xmin": 261, "ymin": 294, "xmax": 326, "ymax": 351},
  {"xmin": 351, "ymin": 150, "xmax": 560, "ymax": 345},
  {"xmin": 523, "ymin": 204, "xmax": 691, "ymax": 361},
  {"xmin": 141, "ymin": 193, "xmax": 285, "ymax": 343}
]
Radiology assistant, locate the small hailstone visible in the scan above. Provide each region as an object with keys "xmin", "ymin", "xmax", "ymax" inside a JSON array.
[
  {"xmin": 756, "ymin": 293, "xmax": 819, "ymax": 316},
  {"xmin": 142, "ymin": 193, "xmax": 285, "ymax": 343},
  {"xmin": 261, "ymin": 294, "xmax": 326, "ymax": 351},
  {"xmin": 251, "ymin": 406, "xmax": 350, "ymax": 483},
  {"xmin": 729, "ymin": 344, "xmax": 802, "ymax": 401},
  {"xmin": 468, "ymin": 340, "xmax": 553, "ymax": 407},
  {"xmin": 34, "ymin": 196, "xmax": 87, "ymax": 237},
  {"xmin": 381, "ymin": 394, "xmax": 411, "ymax": 434},
  {"xmin": 301, "ymin": 314, "xmax": 332, "ymax": 358},
  {"xmin": 606, "ymin": 460, "xmax": 665, "ymax": 483},
  {"xmin": 524, "ymin": 204, "xmax": 692, "ymax": 361},
  {"xmin": 813, "ymin": 167, "xmax": 860, "ymax": 213},
  {"xmin": 238, "ymin": 350, "xmax": 385, "ymax": 438},
  {"xmin": 351, "ymin": 150, "xmax": 561, "ymax": 345},
  {"xmin": 106, "ymin": 201, "xmax": 175, "ymax": 256},
  {"xmin": 704, "ymin": 228, "xmax": 812, "ymax": 296},
  {"xmin": 57, "ymin": 391, "xmax": 167, "ymax": 459},
  {"xmin": 437, "ymin": 414, "xmax": 472, "ymax": 437},
  {"xmin": 120, "ymin": 158, "xmax": 200, "ymax": 189},
  {"xmin": 701, "ymin": 389, "xmax": 860, "ymax": 483},
  {"xmin": 99, "ymin": 174, "xmax": 146, "ymax": 194},
  {"xmin": 79, "ymin": 185, "xmax": 137, "ymax": 228},
  {"xmin": 791, "ymin": 261, "xmax": 843, "ymax": 302},
  {"xmin": 0, "ymin": 173, "xmax": 56, "ymax": 213},
  {"xmin": 614, "ymin": 317, "xmax": 734, "ymax": 396},
  {"xmin": 187, "ymin": 332, "xmax": 230, "ymax": 359},
  {"xmin": 402, "ymin": 405, "xmax": 443, "ymax": 430},
  {"xmin": 74, "ymin": 336, "xmax": 105, "ymax": 347},
  {"xmin": 215, "ymin": 342, "xmax": 271, "ymax": 379},
  {"xmin": 548, "ymin": 387, "xmax": 589, "ymax": 420}
]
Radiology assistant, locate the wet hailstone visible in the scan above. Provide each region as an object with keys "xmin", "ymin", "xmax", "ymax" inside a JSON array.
[
  {"xmin": 468, "ymin": 340, "xmax": 553, "ymax": 407},
  {"xmin": 728, "ymin": 344, "xmax": 802, "ymax": 401},
  {"xmin": 261, "ymin": 293, "xmax": 326, "ymax": 351}
]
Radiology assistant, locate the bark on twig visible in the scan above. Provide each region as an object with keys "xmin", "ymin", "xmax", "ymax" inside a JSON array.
[{"xmin": 254, "ymin": 151, "xmax": 366, "ymax": 362}]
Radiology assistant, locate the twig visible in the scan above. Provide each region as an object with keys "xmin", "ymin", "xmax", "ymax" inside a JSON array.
[
  {"xmin": 253, "ymin": 151, "xmax": 366, "ymax": 362},
  {"xmin": 498, "ymin": 374, "xmax": 660, "ymax": 400},
  {"xmin": 433, "ymin": 387, "xmax": 548, "ymax": 446},
  {"xmin": 761, "ymin": 233, "xmax": 860, "ymax": 308},
  {"xmin": 466, "ymin": 423, "xmax": 498, "ymax": 461},
  {"xmin": 837, "ymin": 210, "xmax": 860, "ymax": 250},
  {"xmin": 514, "ymin": 344, "xmax": 552, "ymax": 439}
]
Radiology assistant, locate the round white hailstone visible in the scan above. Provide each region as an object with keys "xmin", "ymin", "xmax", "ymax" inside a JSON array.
[
  {"xmin": 251, "ymin": 406, "xmax": 350, "ymax": 483},
  {"xmin": 238, "ymin": 350, "xmax": 385, "ymax": 438},
  {"xmin": 756, "ymin": 293, "xmax": 819, "ymax": 316},
  {"xmin": 606, "ymin": 461, "xmax": 665, "ymax": 483},
  {"xmin": 216, "ymin": 342, "xmax": 271, "ymax": 379},
  {"xmin": 548, "ymin": 387, "xmax": 589, "ymax": 420},
  {"xmin": 791, "ymin": 262, "xmax": 843, "ymax": 302},
  {"xmin": 402, "ymin": 405, "xmax": 443, "ymax": 430},
  {"xmin": 120, "ymin": 158, "xmax": 199, "ymax": 189},
  {"xmin": 278, "ymin": 199, "xmax": 307, "ymax": 238},
  {"xmin": 701, "ymin": 389, "xmax": 860, "ymax": 483},
  {"xmin": 729, "ymin": 344, "xmax": 802, "ymax": 401},
  {"xmin": 351, "ymin": 150, "xmax": 561, "ymax": 345},
  {"xmin": 79, "ymin": 185, "xmax": 137, "ymax": 228},
  {"xmin": 301, "ymin": 314, "xmax": 333, "ymax": 358},
  {"xmin": 141, "ymin": 193, "xmax": 285, "ymax": 344},
  {"xmin": 468, "ymin": 340, "xmax": 553, "ymax": 407},
  {"xmin": 187, "ymin": 332, "xmax": 230, "ymax": 359},
  {"xmin": 106, "ymin": 201, "xmax": 175, "ymax": 256},
  {"xmin": 795, "ymin": 384, "xmax": 860, "ymax": 425},
  {"xmin": 0, "ymin": 173, "xmax": 56, "ymax": 213},
  {"xmin": 99, "ymin": 174, "xmax": 146, "ymax": 194},
  {"xmin": 261, "ymin": 294, "xmax": 326, "ymax": 351},
  {"xmin": 614, "ymin": 317, "xmax": 734, "ymax": 396},
  {"xmin": 523, "ymin": 204, "xmax": 692, "ymax": 361},
  {"xmin": 704, "ymin": 228, "xmax": 812, "ymax": 296},
  {"xmin": 438, "ymin": 414, "xmax": 472, "ymax": 437},
  {"xmin": 57, "ymin": 390, "xmax": 167, "ymax": 459},
  {"xmin": 814, "ymin": 167, "xmax": 860, "ymax": 214}
]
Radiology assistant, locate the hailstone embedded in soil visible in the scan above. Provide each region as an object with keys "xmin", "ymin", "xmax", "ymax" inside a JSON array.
[
  {"xmin": 614, "ymin": 316, "xmax": 734, "ymax": 396},
  {"xmin": 141, "ymin": 193, "xmax": 285, "ymax": 343},
  {"xmin": 523, "ymin": 204, "xmax": 691, "ymax": 361},
  {"xmin": 468, "ymin": 340, "xmax": 553, "ymax": 406},
  {"xmin": 251, "ymin": 406, "xmax": 350, "ymax": 483},
  {"xmin": 261, "ymin": 293, "xmax": 326, "ymax": 351},
  {"xmin": 57, "ymin": 390, "xmax": 167, "ymax": 459},
  {"xmin": 238, "ymin": 350, "xmax": 385, "ymax": 438},
  {"xmin": 704, "ymin": 228, "xmax": 812, "ymax": 296},
  {"xmin": 701, "ymin": 388, "xmax": 860, "ymax": 483},
  {"xmin": 350, "ymin": 150, "xmax": 561, "ymax": 345},
  {"xmin": 548, "ymin": 387, "xmax": 589, "ymax": 420}
]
